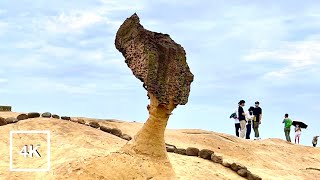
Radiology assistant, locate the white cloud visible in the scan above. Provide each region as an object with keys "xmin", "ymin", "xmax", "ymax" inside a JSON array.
[
  {"xmin": 99, "ymin": 0, "xmax": 144, "ymax": 11},
  {"xmin": 14, "ymin": 40, "xmax": 44, "ymax": 49},
  {"xmin": 0, "ymin": 9, "xmax": 6, "ymax": 15},
  {"xmin": 314, "ymin": 106, "xmax": 320, "ymax": 112},
  {"xmin": 244, "ymin": 40, "xmax": 320, "ymax": 66},
  {"xmin": 19, "ymin": 77, "xmax": 100, "ymax": 95},
  {"xmin": 8, "ymin": 55, "xmax": 56, "ymax": 69},
  {"xmin": 53, "ymin": 82, "xmax": 98, "ymax": 94},
  {"xmin": 15, "ymin": 76, "xmax": 137, "ymax": 95},
  {"xmin": 44, "ymin": 11, "xmax": 104, "ymax": 34},
  {"xmin": 243, "ymin": 39, "xmax": 320, "ymax": 80},
  {"xmin": 263, "ymin": 68, "xmax": 292, "ymax": 79},
  {"xmin": 38, "ymin": 44, "xmax": 74, "ymax": 58},
  {"xmin": 0, "ymin": 21, "xmax": 8, "ymax": 36},
  {"xmin": 186, "ymin": 104, "xmax": 227, "ymax": 114},
  {"xmin": 40, "ymin": 0, "xmax": 144, "ymax": 34},
  {"xmin": 8, "ymin": 38, "xmax": 127, "ymax": 73},
  {"xmin": 173, "ymin": 21, "xmax": 217, "ymax": 32},
  {"xmin": 0, "ymin": 78, "xmax": 8, "ymax": 83}
]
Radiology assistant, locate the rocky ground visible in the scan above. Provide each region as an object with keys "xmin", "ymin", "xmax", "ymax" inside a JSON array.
[{"xmin": 0, "ymin": 111, "xmax": 320, "ymax": 180}]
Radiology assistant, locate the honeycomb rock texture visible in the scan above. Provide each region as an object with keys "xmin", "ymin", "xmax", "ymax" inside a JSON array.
[{"xmin": 115, "ymin": 13, "xmax": 194, "ymax": 105}]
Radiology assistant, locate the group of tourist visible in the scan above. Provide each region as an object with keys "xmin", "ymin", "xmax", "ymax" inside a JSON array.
[
  {"xmin": 230, "ymin": 100, "xmax": 319, "ymax": 147},
  {"xmin": 232, "ymin": 100, "xmax": 262, "ymax": 140}
]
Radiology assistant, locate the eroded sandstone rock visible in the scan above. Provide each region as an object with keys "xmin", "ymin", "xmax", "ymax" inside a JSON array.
[
  {"xmin": 52, "ymin": 114, "xmax": 60, "ymax": 119},
  {"xmin": 89, "ymin": 122, "xmax": 100, "ymax": 128},
  {"xmin": 42, "ymin": 112, "xmax": 52, "ymax": 118},
  {"xmin": 199, "ymin": 149, "xmax": 214, "ymax": 160},
  {"xmin": 211, "ymin": 154, "xmax": 223, "ymax": 164},
  {"xmin": 0, "ymin": 117, "xmax": 7, "ymax": 126},
  {"xmin": 17, "ymin": 114, "xmax": 28, "ymax": 120},
  {"xmin": 77, "ymin": 119, "xmax": 86, "ymax": 124},
  {"xmin": 61, "ymin": 116, "xmax": 71, "ymax": 120},
  {"xmin": 186, "ymin": 147, "xmax": 199, "ymax": 156},
  {"xmin": 115, "ymin": 13, "xmax": 194, "ymax": 106},
  {"xmin": 174, "ymin": 148, "xmax": 186, "ymax": 155},
  {"xmin": 28, "ymin": 112, "xmax": 40, "ymax": 118},
  {"xmin": 121, "ymin": 134, "xmax": 132, "ymax": 141}
]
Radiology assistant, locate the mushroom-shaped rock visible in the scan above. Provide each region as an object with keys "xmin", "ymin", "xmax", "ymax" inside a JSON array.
[
  {"xmin": 27, "ymin": 112, "xmax": 40, "ymax": 118},
  {"xmin": 77, "ymin": 119, "xmax": 86, "ymax": 124},
  {"xmin": 174, "ymin": 148, "xmax": 186, "ymax": 155},
  {"xmin": 5, "ymin": 117, "xmax": 18, "ymax": 124},
  {"xmin": 100, "ymin": 126, "xmax": 112, "ymax": 133},
  {"xmin": 121, "ymin": 134, "xmax": 132, "ymax": 141},
  {"xmin": 0, "ymin": 117, "xmax": 7, "ymax": 126},
  {"xmin": 186, "ymin": 147, "xmax": 199, "ymax": 156},
  {"xmin": 17, "ymin": 114, "xmax": 28, "ymax": 120},
  {"xmin": 89, "ymin": 121, "xmax": 100, "ymax": 128},
  {"xmin": 110, "ymin": 128, "xmax": 122, "ymax": 137},
  {"xmin": 199, "ymin": 149, "xmax": 214, "ymax": 160},
  {"xmin": 237, "ymin": 169, "xmax": 249, "ymax": 177},
  {"xmin": 211, "ymin": 154, "xmax": 223, "ymax": 164},
  {"xmin": 41, "ymin": 112, "xmax": 52, "ymax": 118},
  {"xmin": 230, "ymin": 163, "xmax": 247, "ymax": 172},
  {"xmin": 52, "ymin": 114, "xmax": 60, "ymax": 119},
  {"xmin": 61, "ymin": 116, "xmax": 71, "ymax": 120},
  {"xmin": 114, "ymin": 13, "xmax": 193, "ymax": 179}
]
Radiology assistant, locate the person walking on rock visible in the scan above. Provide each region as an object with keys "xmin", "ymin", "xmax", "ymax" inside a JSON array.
[
  {"xmin": 282, "ymin": 113, "xmax": 292, "ymax": 142},
  {"xmin": 245, "ymin": 106, "xmax": 254, "ymax": 139},
  {"xmin": 253, "ymin": 101, "xmax": 262, "ymax": 140},
  {"xmin": 294, "ymin": 124, "xmax": 302, "ymax": 144},
  {"xmin": 312, "ymin": 136, "xmax": 319, "ymax": 147},
  {"xmin": 238, "ymin": 100, "xmax": 246, "ymax": 138}
]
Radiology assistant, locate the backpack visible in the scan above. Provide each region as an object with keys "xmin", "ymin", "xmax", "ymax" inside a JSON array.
[{"xmin": 230, "ymin": 112, "xmax": 237, "ymax": 119}]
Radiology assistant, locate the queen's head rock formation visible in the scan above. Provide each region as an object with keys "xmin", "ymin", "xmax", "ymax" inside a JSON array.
[{"xmin": 113, "ymin": 13, "xmax": 193, "ymax": 179}]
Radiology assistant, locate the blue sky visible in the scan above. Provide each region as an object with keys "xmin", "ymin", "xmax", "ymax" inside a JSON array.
[{"xmin": 0, "ymin": 0, "xmax": 319, "ymax": 146}]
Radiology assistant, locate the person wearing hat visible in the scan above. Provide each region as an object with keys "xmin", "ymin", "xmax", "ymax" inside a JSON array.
[
  {"xmin": 253, "ymin": 101, "xmax": 262, "ymax": 140},
  {"xmin": 238, "ymin": 100, "xmax": 247, "ymax": 138}
]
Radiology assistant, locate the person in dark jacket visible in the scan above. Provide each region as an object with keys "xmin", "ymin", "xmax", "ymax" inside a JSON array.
[
  {"xmin": 246, "ymin": 106, "xmax": 255, "ymax": 139},
  {"xmin": 253, "ymin": 101, "xmax": 262, "ymax": 140},
  {"xmin": 238, "ymin": 100, "xmax": 246, "ymax": 138}
]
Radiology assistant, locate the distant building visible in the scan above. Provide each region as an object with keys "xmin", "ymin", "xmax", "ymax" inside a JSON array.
[{"xmin": 0, "ymin": 105, "xmax": 12, "ymax": 111}]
